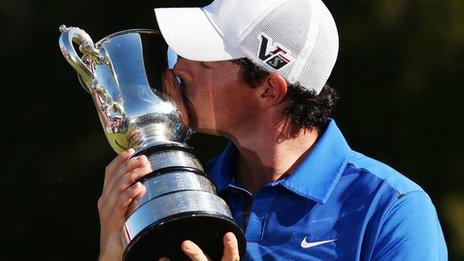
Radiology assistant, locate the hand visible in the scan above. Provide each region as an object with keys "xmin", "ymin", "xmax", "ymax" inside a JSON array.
[
  {"xmin": 159, "ymin": 232, "xmax": 240, "ymax": 261},
  {"xmin": 97, "ymin": 149, "xmax": 152, "ymax": 261}
]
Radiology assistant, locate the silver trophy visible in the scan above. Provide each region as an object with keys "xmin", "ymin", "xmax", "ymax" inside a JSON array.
[{"xmin": 58, "ymin": 25, "xmax": 245, "ymax": 260}]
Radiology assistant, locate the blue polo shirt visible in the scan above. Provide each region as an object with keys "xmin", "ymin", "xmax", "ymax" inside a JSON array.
[{"xmin": 207, "ymin": 120, "xmax": 447, "ymax": 260}]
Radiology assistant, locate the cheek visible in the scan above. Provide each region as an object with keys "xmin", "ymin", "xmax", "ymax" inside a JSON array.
[
  {"xmin": 214, "ymin": 83, "xmax": 254, "ymax": 120},
  {"xmin": 186, "ymin": 78, "xmax": 216, "ymax": 121},
  {"xmin": 184, "ymin": 77, "xmax": 209, "ymax": 104},
  {"xmin": 189, "ymin": 64, "xmax": 249, "ymax": 131}
]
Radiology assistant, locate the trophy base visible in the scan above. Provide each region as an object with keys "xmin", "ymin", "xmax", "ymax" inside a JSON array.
[{"xmin": 123, "ymin": 212, "xmax": 246, "ymax": 261}]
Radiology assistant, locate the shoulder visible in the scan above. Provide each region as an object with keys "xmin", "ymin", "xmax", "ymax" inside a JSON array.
[
  {"xmin": 345, "ymin": 150, "xmax": 423, "ymax": 195},
  {"xmin": 333, "ymin": 150, "xmax": 427, "ymax": 215},
  {"xmin": 334, "ymin": 150, "xmax": 436, "ymax": 220},
  {"xmin": 341, "ymin": 150, "xmax": 439, "ymax": 228},
  {"xmin": 342, "ymin": 151, "xmax": 447, "ymax": 259}
]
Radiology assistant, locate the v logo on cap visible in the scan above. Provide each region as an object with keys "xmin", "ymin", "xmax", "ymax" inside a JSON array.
[{"xmin": 258, "ymin": 33, "xmax": 293, "ymax": 70}]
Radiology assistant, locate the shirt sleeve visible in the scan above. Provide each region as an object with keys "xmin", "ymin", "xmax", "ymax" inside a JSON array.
[{"xmin": 372, "ymin": 190, "xmax": 448, "ymax": 261}]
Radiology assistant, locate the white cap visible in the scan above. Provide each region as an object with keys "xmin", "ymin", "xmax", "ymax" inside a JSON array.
[{"xmin": 155, "ymin": 0, "xmax": 339, "ymax": 94}]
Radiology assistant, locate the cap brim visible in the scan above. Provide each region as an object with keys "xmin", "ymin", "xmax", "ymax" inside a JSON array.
[{"xmin": 155, "ymin": 7, "xmax": 245, "ymax": 62}]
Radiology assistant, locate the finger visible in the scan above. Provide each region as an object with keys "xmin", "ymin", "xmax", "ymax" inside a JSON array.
[
  {"xmin": 102, "ymin": 164, "xmax": 152, "ymax": 214},
  {"xmin": 114, "ymin": 162, "xmax": 152, "ymax": 195},
  {"xmin": 103, "ymin": 155, "xmax": 151, "ymax": 200},
  {"xmin": 99, "ymin": 150, "xmax": 136, "ymax": 213},
  {"xmin": 104, "ymin": 181, "xmax": 145, "ymax": 220},
  {"xmin": 126, "ymin": 181, "xmax": 147, "ymax": 217},
  {"xmin": 181, "ymin": 240, "xmax": 209, "ymax": 261},
  {"xmin": 158, "ymin": 257, "xmax": 171, "ymax": 261},
  {"xmin": 222, "ymin": 232, "xmax": 240, "ymax": 261},
  {"xmin": 103, "ymin": 148, "xmax": 135, "ymax": 189}
]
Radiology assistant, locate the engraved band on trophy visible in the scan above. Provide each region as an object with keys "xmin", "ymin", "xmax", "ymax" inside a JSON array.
[{"xmin": 58, "ymin": 25, "xmax": 246, "ymax": 260}]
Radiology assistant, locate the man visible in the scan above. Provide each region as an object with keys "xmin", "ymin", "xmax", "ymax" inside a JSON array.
[{"xmin": 97, "ymin": 0, "xmax": 447, "ymax": 260}]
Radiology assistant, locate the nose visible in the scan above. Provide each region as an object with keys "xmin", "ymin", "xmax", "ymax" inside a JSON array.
[{"xmin": 172, "ymin": 56, "xmax": 187, "ymax": 76}]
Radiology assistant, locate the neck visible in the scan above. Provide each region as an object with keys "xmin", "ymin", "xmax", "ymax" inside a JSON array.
[{"xmin": 230, "ymin": 120, "xmax": 320, "ymax": 194}]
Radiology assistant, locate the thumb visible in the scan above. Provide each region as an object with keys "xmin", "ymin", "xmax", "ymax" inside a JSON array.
[{"xmin": 222, "ymin": 232, "xmax": 240, "ymax": 261}]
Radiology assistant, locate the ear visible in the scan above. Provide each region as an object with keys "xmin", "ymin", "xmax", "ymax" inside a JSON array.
[{"xmin": 259, "ymin": 72, "xmax": 288, "ymax": 107}]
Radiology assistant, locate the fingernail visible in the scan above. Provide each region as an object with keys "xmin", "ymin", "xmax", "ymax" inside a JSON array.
[
  {"xmin": 127, "ymin": 148, "xmax": 135, "ymax": 154},
  {"xmin": 182, "ymin": 240, "xmax": 193, "ymax": 251}
]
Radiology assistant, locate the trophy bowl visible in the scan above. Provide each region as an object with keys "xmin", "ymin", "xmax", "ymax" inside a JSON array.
[{"xmin": 58, "ymin": 25, "xmax": 245, "ymax": 260}]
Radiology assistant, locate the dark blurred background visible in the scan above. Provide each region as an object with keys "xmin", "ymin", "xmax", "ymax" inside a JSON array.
[{"xmin": 1, "ymin": 0, "xmax": 463, "ymax": 260}]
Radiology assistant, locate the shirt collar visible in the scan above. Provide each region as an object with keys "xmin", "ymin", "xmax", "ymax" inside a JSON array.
[
  {"xmin": 280, "ymin": 119, "xmax": 351, "ymax": 204},
  {"xmin": 207, "ymin": 119, "xmax": 351, "ymax": 204},
  {"xmin": 207, "ymin": 141, "xmax": 238, "ymax": 193}
]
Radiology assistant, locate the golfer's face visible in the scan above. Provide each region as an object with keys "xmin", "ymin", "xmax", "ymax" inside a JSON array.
[{"xmin": 172, "ymin": 57, "xmax": 258, "ymax": 136}]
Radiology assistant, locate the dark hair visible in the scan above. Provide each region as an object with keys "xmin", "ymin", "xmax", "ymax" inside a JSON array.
[{"xmin": 231, "ymin": 58, "xmax": 338, "ymax": 133}]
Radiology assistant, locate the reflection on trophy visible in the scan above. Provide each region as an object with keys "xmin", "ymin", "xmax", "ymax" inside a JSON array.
[{"xmin": 58, "ymin": 25, "xmax": 245, "ymax": 260}]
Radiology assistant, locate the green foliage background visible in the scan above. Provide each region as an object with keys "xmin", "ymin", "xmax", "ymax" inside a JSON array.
[{"xmin": 1, "ymin": 0, "xmax": 463, "ymax": 259}]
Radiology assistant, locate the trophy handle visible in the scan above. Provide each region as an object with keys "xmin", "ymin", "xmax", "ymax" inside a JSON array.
[{"xmin": 59, "ymin": 24, "xmax": 97, "ymax": 92}]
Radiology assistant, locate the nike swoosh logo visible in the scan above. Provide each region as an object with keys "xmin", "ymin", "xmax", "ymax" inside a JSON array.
[{"xmin": 300, "ymin": 237, "xmax": 337, "ymax": 249}]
